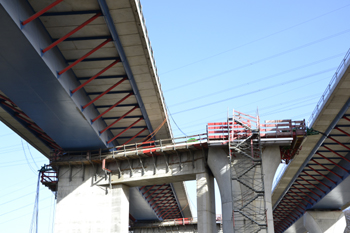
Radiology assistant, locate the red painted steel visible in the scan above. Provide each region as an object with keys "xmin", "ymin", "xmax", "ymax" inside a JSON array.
[
  {"xmin": 143, "ymin": 185, "xmax": 156, "ymax": 195},
  {"xmin": 295, "ymin": 181, "xmax": 321, "ymax": 198},
  {"xmin": 102, "ymin": 159, "xmax": 111, "ymax": 173},
  {"xmin": 71, "ymin": 59, "xmax": 121, "ymax": 94},
  {"xmin": 129, "ymin": 214, "xmax": 136, "ymax": 222},
  {"xmin": 42, "ymin": 13, "xmax": 102, "ymax": 53},
  {"xmin": 147, "ymin": 186, "xmax": 169, "ymax": 203},
  {"xmin": 307, "ymin": 166, "xmax": 337, "ymax": 184},
  {"xmin": 328, "ymin": 137, "xmax": 350, "ymax": 150},
  {"xmin": 153, "ymin": 192, "xmax": 172, "ymax": 210},
  {"xmin": 92, "ymin": 93, "xmax": 132, "ymax": 122},
  {"xmin": 286, "ymin": 194, "xmax": 307, "ymax": 208},
  {"xmin": 299, "ymin": 176, "xmax": 326, "ymax": 193},
  {"xmin": 343, "ymin": 116, "xmax": 350, "ymax": 122},
  {"xmin": 120, "ymin": 128, "xmax": 147, "ymax": 145},
  {"xmin": 107, "ymin": 118, "xmax": 144, "ymax": 144},
  {"xmin": 311, "ymin": 159, "xmax": 342, "ymax": 179},
  {"xmin": 316, "ymin": 152, "xmax": 348, "ymax": 172},
  {"xmin": 59, "ymin": 38, "xmax": 112, "ymax": 75},
  {"xmin": 146, "ymin": 184, "xmax": 166, "ymax": 200},
  {"xmin": 323, "ymin": 145, "xmax": 350, "ymax": 163},
  {"xmin": 100, "ymin": 106, "xmax": 138, "ymax": 134},
  {"xmin": 21, "ymin": 0, "xmax": 64, "ymax": 26},
  {"xmin": 290, "ymin": 188, "xmax": 315, "ymax": 203},
  {"xmin": 335, "ymin": 127, "xmax": 350, "ymax": 137},
  {"xmin": 302, "ymin": 171, "xmax": 331, "ymax": 189},
  {"xmin": 83, "ymin": 77, "xmax": 127, "ymax": 109}
]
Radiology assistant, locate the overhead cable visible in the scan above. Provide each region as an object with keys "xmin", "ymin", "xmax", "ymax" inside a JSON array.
[
  {"xmin": 165, "ymin": 28, "xmax": 350, "ymax": 92},
  {"xmin": 172, "ymin": 67, "xmax": 335, "ymax": 115}
]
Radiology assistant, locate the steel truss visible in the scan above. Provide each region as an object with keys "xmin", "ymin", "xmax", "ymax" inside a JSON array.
[{"xmin": 229, "ymin": 110, "xmax": 267, "ymax": 233}]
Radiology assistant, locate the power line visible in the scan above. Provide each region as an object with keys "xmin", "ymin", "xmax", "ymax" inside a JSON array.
[
  {"xmin": 22, "ymin": 139, "xmax": 36, "ymax": 175},
  {"xmin": 27, "ymin": 142, "xmax": 39, "ymax": 170},
  {"xmin": 172, "ymin": 67, "xmax": 335, "ymax": 115},
  {"xmin": 165, "ymin": 28, "xmax": 350, "ymax": 93},
  {"xmin": 0, "ymin": 196, "xmax": 51, "ymax": 217},
  {"xmin": 0, "ymin": 160, "xmax": 47, "ymax": 168},
  {"xmin": 160, "ymin": 3, "xmax": 350, "ymax": 76},
  {"xmin": 0, "ymin": 204, "xmax": 51, "ymax": 225},
  {"xmin": 167, "ymin": 106, "xmax": 187, "ymax": 136},
  {"xmin": 171, "ymin": 75, "xmax": 330, "ymax": 134},
  {"xmin": 169, "ymin": 53, "xmax": 343, "ymax": 108}
]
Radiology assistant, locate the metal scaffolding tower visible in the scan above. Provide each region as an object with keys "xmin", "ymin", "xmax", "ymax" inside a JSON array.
[{"xmin": 229, "ymin": 110, "xmax": 267, "ymax": 233}]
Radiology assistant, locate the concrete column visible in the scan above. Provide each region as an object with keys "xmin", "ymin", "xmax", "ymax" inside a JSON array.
[
  {"xmin": 207, "ymin": 147, "xmax": 234, "ymax": 233},
  {"xmin": 261, "ymin": 146, "xmax": 281, "ymax": 233},
  {"xmin": 197, "ymin": 170, "xmax": 216, "ymax": 233},
  {"xmin": 303, "ymin": 211, "xmax": 345, "ymax": 233},
  {"xmin": 111, "ymin": 184, "xmax": 129, "ymax": 233},
  {"xmin": 344, "ymin": 208, "xmax": 350, "ymax": 233},
  {"xmin": 54, "ymin": 165, "xmax": 130, "ymax": 233}
]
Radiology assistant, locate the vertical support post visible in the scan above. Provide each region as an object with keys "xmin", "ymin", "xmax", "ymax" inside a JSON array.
[
  {"xmin": 111, "ymin": 184, "xmax": 129, "ymax": 233},
  {"xmin": 261, "ymin": 146, "xmax": 281, "ymax": 233},
  {"xmin": 196, "ymin": 170, "xmax": 216, "ymax": 233}
]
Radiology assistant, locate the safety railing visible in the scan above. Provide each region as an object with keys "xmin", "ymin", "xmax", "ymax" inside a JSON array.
[
  {"xmin": 308, "ymin": 48, "xmax": 350, "ymax": 127},
  {"xmin": 234, "ymin": 110, "xmax": 259, "ymax": 129},
  {"xmin": 207, "ymin": 119, "xmax": 306, "ymax": 141},
  {"xmin": 207, "ymin": 122, "xmax": 250, "ymax": 141},
  {"xmin": 112, "ymin": 133, "xmax": 207, "ymax": 156}
]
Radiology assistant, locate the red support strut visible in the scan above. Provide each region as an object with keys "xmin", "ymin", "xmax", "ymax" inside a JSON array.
[
  {"xmin": 59, "ymin": 38, "xmax": 112, "ymax": 75},
  {"xmin": 107, "ymin": 118, "xmax": 143, "ymax": 144},
  {"xmin": 83, "ymin": 77, "xmax": 127, "ymax": 109},
  {"xmin": 21, "ymin": 0, "xmax": 64, "ymax": 26},
  {"xmin": 92, "ymin": 92, "xmax": 132, "ymax": 122},
  {"xmin": 100, "ymin": 106, "xmax": 138, "ymax": 134},
  {"xmin": 42, "ymin": 12, "xmax": 102, "ymax": 53},
  {"xmin": 71, "ymin": 59, "xmax": 120, "ymax": 94}
]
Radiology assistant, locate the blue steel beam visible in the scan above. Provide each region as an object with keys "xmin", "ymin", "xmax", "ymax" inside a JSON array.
[
  {"xmin": 97, "ymin": 0, "xmax": 155, "ymax": 140},
  {"xmin": 95, "ymin": 104, "xmax": 138, "ymax": 109},
  {"xmin": 66, "ymin": 57, "xmax": 120, "ymax": 62},
  {"xmin": 54, "ymin": 36, "xmax": 111, "ymax": 41},
  {"xmin": 77, "ymin": 75, "xmax": 126, "ymax": 80},
  {"xmin": 87, "ymin": 90, "xmax": 132, "ymax": 95},
  {"xmin": 41, "ymin": 10, "xmax": 101, "ymax": 16}
]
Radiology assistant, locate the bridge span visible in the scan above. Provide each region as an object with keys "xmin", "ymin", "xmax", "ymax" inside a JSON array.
[{"xmin": 1, "ymin": 0, "xmax": 350, "ymax": 233}]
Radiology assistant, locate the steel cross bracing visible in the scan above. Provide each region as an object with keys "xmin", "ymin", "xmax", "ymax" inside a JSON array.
[
  {"xmin": 139, "ymin": 184, "xmax": 183, "ymax": 220},
  {"xmin": 1, "ymin": 0, "xmax": 172, "ymax": 150},
  {"xmin": 0, "ymin": 93, "xmax": 62, "ymax": 153},
  {"xmin": 228, "ymin": 110, "xmax": 267, "ymax": 233},
  {"xmin": 273, "ymin": 110, "xmax": 350, "ymax": 232}
]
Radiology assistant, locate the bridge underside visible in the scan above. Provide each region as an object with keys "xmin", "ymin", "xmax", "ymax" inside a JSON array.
[
  {"xmin": 0, "ymin": 0, "xmax": 186, "ymax": 225},
  {"xmin": 272, "ymin": 51, "xmax": 350, "ymax": 232}
]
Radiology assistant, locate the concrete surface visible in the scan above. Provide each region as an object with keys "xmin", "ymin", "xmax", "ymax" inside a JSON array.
[
  {"xmin": 197, "ymin": 170, "xmax": 216, "ymax": 233},
  {"xmin": 105, "ymin": 150, "xmax": 206, "ymax": 186},
  {"xmin": 55, "ymin": 166, "xmax": 130, "ymax": 233},
  {"xmin": 262, "ymin": 146, "xmax": 282, "ymax": 233},
  {"xmin": 207, "ymin": 147, "xmax": 234, "ymax": 233},
  {"xmin": 285, "ymin": 210, "xmax": 346, "ymax": 233}
]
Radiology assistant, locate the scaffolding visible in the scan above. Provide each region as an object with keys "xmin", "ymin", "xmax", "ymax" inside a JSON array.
[{"xmin": 229, "ymin": 110, "xmax": 267, "ymax": 233}]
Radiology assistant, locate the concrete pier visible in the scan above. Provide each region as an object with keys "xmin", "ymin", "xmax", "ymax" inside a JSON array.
[
  {"xmin": 196, "ymin": 170, "xmax": 216, "ymax": 233},
  {"xmin": 262, "ymin": 146, "xmax": 282, "ymax": 233},
  {"xmin": 54, "ymin": 166, "xmax": 130, "ymax": 233},
  {"xmin": 207, "ymin": 147, "xmax": 234, "ymax": 233}
]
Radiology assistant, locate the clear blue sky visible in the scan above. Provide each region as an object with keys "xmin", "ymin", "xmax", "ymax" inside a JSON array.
[{"xmin": 1, "ymin": 0, "xmax": 350, "ymax": 231}]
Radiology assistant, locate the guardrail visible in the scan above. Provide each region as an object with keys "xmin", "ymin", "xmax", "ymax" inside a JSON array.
[
  {"xmin": 308, "ymin": 48, "xmax": 350, "ymax": 127},
  {"xmin": 112, "ymin": 133, "xmax": 207, "ymax": 156},
  {"xmin": 260, "ymin": 120, "xmax": 306, "ymax": 138}
]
